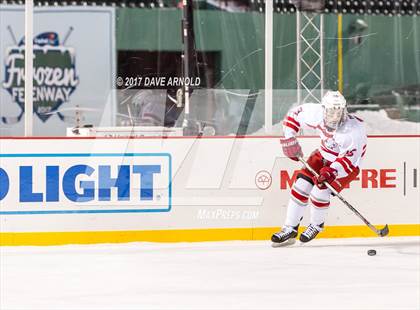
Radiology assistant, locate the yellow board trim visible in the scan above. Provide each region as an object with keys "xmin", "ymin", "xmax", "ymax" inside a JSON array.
[
  {"xmin": 1, "ymin": 224, "xmax": 419, "ymax": 246},
  {"xmin": 337, "ymin": 14, "xmax": 344, "ymax": 93}
]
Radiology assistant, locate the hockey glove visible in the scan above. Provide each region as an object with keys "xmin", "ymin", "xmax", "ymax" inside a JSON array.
[
  {"xmin": 316, "ymin": 166, "xmax": 338, "ymax": 189},
  {"xmin": 280, "ymin": 137, "xmax": 303, "ymax": 161}
]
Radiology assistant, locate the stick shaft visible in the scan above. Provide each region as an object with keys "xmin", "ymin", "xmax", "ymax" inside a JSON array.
[
  {"xmin": 7, "ymin": 25, "xmax": 18, "ymax": 45},
  {"xmin": 298, "ymin": 157, "xmax": 382, "ymax": 235},
  {"xmin": 62, "ymin": 26, "xmax": 74, "ymax": 45}
]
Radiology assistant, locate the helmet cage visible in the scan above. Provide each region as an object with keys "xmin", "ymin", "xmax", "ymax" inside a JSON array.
[
  {"xmin": 321, "ymin": 90, "xmax": 347, "ymax": 130},
  {"xmin": 323, "ymin": 106, "xmax": 346, "ymax": 130}
]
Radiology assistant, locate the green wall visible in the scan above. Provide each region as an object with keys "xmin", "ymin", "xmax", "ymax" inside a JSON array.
[
  {"xmin": 341, "ymin": 15, "xmax": 420, "ymax": 100},
  {"xmin": 116, "ymin": 9, "xmax": 420, "ymax": 97},
  {"xmin": 117, "ymin": 8, "xmax": 265, "ymax": 89}
]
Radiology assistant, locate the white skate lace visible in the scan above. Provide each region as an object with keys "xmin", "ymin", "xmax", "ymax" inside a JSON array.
[
  {"xmin": 277, "ymin": 226, "xmax": 295, "ymax": 237},
  {"xmin": 304, "ymin": 224, "xmax": 321, "ymax": 237}
]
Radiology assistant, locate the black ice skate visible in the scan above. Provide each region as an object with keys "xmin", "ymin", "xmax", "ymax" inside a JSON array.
[
  {"xmin": 271, "ymin": 224, "xmax": 299, "ymax": 247},
  {"xmin": 299, "ymin": 223, "xmax": 324, "ymax": 243}
]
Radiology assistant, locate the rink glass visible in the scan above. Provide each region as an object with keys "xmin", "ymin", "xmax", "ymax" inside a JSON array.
[{"xmin": 0, "ymin": 1, "xmax": 419, "ymax": 137}]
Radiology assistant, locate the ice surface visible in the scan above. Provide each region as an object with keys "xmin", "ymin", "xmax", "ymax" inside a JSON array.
[{"xmin": 1, "ymin": 237, "xmax": 419, "ymax": 310}]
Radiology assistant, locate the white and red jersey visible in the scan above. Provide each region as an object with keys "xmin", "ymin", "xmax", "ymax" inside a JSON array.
[{"xmin": 283, "ymin": 103, "xmax": 367, "ymax": 178}]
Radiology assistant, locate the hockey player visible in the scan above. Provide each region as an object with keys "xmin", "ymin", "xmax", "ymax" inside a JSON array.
[{"xmin": 272, "ymin": 91, "xmax": 367, "ymax": 245}]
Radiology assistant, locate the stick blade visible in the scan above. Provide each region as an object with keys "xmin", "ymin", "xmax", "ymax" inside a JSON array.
[
  {"xmin": 2, "ymin": 116, "xmax": 18, "ymax": 124},
  {"xmin": 379, "ymin": 224, "xmax": 389, "ymax": 237}
]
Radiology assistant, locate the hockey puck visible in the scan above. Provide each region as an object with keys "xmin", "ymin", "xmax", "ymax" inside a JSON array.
[{"xmin": 367, "ymin": 249, "xmax": 376, "ymax": 256}]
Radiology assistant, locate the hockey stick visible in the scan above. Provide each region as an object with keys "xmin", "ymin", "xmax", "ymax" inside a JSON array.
[
  {"xmin": 298, "ymin": 157, "xmax": 389, "ymax": 237},
  {"xmin": 2, "ymin": 110, "xmax": 24, "ymax": 124}
]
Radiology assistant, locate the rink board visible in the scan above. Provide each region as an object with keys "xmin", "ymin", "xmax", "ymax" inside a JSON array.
[{"xmin": 0, "ymin": 136, "xmax": 419, "ymax": 245}]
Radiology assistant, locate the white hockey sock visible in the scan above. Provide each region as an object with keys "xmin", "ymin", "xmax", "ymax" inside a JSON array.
[
  {"xmin": 309, "ymin": 186, "xmax": 331, "ymax": 226},
  {"xmin": 310, "ymin": 206, "xmax": 329, "ymax": 227},
  {"xmin": 284, "ymin": 178, "xmax": 313, "ymax": 227},
  {"xmin": 284, "ymin": 199, "xmax": 307, "ymax": 227}
]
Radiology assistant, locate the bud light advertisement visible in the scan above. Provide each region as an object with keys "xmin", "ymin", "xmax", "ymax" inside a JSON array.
[{"xmin": 0, "ymin": 153, "xmax": 172, "ymax": 214}]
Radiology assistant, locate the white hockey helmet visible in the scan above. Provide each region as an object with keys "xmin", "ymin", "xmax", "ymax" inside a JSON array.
[{"xmin": 321, "ymin": 90, "xmax": 347, "ymax": 130}]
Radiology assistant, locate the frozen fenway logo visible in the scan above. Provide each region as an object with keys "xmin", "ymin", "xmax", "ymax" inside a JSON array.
[{"xmin": 2, "ymin": 29, "xmax": 79, "ymax": 122}]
